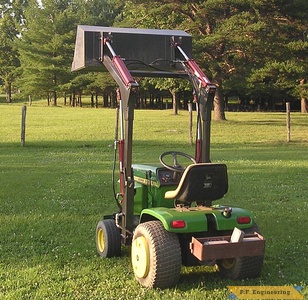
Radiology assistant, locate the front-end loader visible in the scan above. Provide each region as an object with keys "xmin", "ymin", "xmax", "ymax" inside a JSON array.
[{"xmin": 72, "ymin": 25, "xmax": 265, "ymax": 289}]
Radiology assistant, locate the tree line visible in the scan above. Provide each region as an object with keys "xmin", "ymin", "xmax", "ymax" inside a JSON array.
[{"xmin": 0, "ymin": 0, "xmax": 307, "ymax": 119}]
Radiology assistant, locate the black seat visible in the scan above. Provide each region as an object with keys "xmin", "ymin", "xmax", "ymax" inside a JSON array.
[{"xmin": 165, "ymin": 163, "xmax": 228, "ymax": 206}]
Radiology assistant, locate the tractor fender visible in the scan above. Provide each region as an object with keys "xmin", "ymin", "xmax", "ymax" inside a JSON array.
[
  {"xmin": 210, "ymin": 207, "xmax": 254, "ymax": 231},
  {"xmin": 139, "ymin": 207, "xmax": 208, "ymax": 233}
]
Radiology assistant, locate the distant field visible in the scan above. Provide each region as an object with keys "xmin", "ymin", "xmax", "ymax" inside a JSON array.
[{"xmin": 0, "ymin": 104, "xmax": 307, "ymax": 299}]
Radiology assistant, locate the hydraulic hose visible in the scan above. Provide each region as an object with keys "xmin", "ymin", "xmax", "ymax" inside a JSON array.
[{"xmin": 112, "ymin": 107, "xmax": 122, "ymax": 210}]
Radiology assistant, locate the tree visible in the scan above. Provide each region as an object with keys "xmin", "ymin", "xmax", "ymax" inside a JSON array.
[
  {"xmin": 276, "ymin": 0, "xmax": 308, "ymax": 113},
  {"xmin": 116, "ymin": 0, "xmax": 308, "ymax": 116},
  {"xmin": 115, "ymin": 1, "xmax": 269, "ymax": 119},
  {"xmin": 17, "ymin": 0, "xmax": 79, "ymax": 105},
  {"xmin": 298, "ymin": 78, "xmax": 308, "ymax": 113},
  {"xmin": 146, "ymin": 78, "xmax": 191, "ymax": 114},
  {"xmin": 16, "ymin": 0, "xmax": 122, "ymax": 105},
  {"xmin": 78, "ymin": 0, "xmax": 122, "ymax": 26},
  {"xmin": 247, "ymin": 0, "xmax": 308, "ymax": 112},
  {"xmin": 0, "ymin": 5, "xmax": 20, "ymax": 102}
]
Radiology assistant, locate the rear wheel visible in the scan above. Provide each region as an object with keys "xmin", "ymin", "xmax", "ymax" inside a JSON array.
[
  {"xmin": 96, "ymin": 219, "xmax": 121, "ymax": 257},
  {"xmin": 131, "ymin": 221, "xmax": 182, "ymax": 289},
  {"xmin": 216, "ymin": 224, "xmax": 264, "ymax": 279}
]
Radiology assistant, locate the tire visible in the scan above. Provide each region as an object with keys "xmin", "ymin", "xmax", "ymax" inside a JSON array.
[
  {"xmin": 216, "ymin": 224, "xmax": 264, "ymax": 279},
  {"xmin": 96, "ymin": 219, "xmax": 121, "ymax": 257},
  {"xmin": 131, "ymin": 221, "xmax": 182, "ymax": 289}
]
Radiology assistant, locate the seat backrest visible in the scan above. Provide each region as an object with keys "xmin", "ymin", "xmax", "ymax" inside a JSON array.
[{"xmin": 165, "ymin": 163, "xmax": 228, "ymax": 204}]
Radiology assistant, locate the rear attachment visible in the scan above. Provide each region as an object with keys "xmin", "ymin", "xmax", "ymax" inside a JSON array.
[{"xmin": 190, "ymin": 229, "xmax": 265, "ymax": 261}]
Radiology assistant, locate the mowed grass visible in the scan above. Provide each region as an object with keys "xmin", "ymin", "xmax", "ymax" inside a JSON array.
[{"xmin": 0, "ymin": 104, "xmax": 307, "ymax": 299}]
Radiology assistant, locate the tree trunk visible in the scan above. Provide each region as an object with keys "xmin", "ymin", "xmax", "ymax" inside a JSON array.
[
  {"xmin": 300, "ymin": 79, "xmax": 307, "ymax": 113},
  {"xmin": 95, "ymin": 93, "xmax": 99, "ymax": 108},
  {"xmin": 52, "ymin": 90, "xmax": 57, "ymax": 106},
  {"xmin": 91, "ymin": 93, "xmax": 94, "ymax": 107},
  {"xmin": 6, "ymin": 82, "xmax": 12, "ymax": 103},
  {"xmin": 78, "ymin": 92, "xmax": 82, "ymax": 107},
  {"xmin": 111, "ymin": 91, "xmax": 117, "ymax": 108},
  {"xmin": 170, "ymin": 90, "xmax": 179, "ymax": 115},
  {"xmin": 72, "ymin": 91, "xmax": 76, "ymax": 107},
  {"xmin": 213, "ymin": 81, "xmax": 226, "ymax": 121},
  {"xmin": 301, "ymin": 98, "xmax": 308, "ymax": 113}
]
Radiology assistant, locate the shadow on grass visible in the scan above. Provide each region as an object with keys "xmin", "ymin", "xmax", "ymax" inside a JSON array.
[
  {"xmin": 230, "ymin": 119, "xmax": 286, "ymax": 126},
  {"xmin": 1, "ymin": 138, "xmax": 307, "ymax": 151},
  {"xmin": 0, "ymin": 140, "xmax": 113, "ymax": 149}
]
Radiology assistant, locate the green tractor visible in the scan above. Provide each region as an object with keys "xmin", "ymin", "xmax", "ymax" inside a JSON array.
[{"xmin": 72, "ymin": 25, "xmax": 265, "ymax": 289}]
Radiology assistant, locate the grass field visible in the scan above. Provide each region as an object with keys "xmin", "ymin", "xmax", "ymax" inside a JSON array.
[{"xmin": 0, "ymin": 104, "xmax": 307, "ymax": 299}]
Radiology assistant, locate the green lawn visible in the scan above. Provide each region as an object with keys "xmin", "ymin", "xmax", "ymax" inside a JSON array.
[{"xmin": 0, "ymin": 105, "xmax": 307, "ymax": 299}]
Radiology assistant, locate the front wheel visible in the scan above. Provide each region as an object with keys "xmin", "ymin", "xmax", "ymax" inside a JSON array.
[
  {"xmin": 131, "ymin": 221, "xmax": 182, "ymax": 289},
  {"xmin": 96, "ymin": 219, "xmax": 121, "ymax": 257},
  {"xmin": 216, "ymin": 224, "xmax": 264, "ymax": 279}
]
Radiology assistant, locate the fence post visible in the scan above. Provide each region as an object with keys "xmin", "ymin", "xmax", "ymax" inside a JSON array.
[
  {"xmin": 286, "ymin": 102, "xmax": 290, "ymax": 142},
  {"xmin": 21, "ymin": 106, "xmax": 27, "ymax": 146}
]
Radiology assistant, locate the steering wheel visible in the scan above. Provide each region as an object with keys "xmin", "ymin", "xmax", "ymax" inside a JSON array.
[{"xmin": 159, "ymin": 151, "xmax": 197, "ymax": 173}]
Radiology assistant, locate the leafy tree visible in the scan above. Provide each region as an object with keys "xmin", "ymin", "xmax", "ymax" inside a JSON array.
[
  {"xmin": 16, "ymin": 0, "xmax": 79, "ymax": 105},
  {"xmin": 77, "ymin": 0, "xmax": 122, "ymax": 26},
  {"xmin": 0, "ymin": 2, "xmax": 21, "ymax": 102},
  {"xmin": 16, "ymin": 0, "xmax": 122, "ymax": 105},
  {"xmin": 248, "ymin": 0, "xmax": 308, "ymax": 112},
  {"xmin": 116, "ymin": 0, "xmax": 308, "ymax": 117}
]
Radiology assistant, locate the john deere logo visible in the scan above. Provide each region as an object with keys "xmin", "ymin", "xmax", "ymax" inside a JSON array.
[{"xmin": 203, "ymin": 175, "xmax": 213, "ymax": 189}]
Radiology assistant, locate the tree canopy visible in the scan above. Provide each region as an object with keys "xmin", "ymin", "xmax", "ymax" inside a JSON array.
[
  {"xmin": 0, "ymin": 3, "xmax": 21, "ymax": 102},
  {"xmin": 115, "ymin": 0, "xmax": 308, "ymax": 116},
  {"xmin": 0, "ymin": 0, "xmax": 307, "ymax": 113}
]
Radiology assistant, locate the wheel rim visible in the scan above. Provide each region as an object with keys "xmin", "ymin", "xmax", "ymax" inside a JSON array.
[
  {"xmin": 131, "ymin": 236, "xmax": 150, "ymax": 278},
  {"xmin": 97, "ymin": 228, "xmax": 105, "ymax": 253},
  {"xmin": 221, "ymin": 258, "xmax": 235, "ymax": 269}
]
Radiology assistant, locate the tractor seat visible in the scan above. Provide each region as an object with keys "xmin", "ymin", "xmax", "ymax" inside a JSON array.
[{"xmin": 165, "ymin": 163, "xmax": 228, "ymax": 206}]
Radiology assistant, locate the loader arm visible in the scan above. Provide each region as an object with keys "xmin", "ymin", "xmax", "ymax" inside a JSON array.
[
  {"xmin": 101, "ymin": 38, "xmax": 139, "ymax": 243},
  {"xmin": 175, "ymin": 44, "xmax": 216, "ymax": 163}
]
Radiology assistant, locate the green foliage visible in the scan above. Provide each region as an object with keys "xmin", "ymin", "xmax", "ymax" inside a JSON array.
[
  {"xmin": 248, "ymin": 60, "xmax": 306, "ymax": 99},
  {"xmin": 117, "ymin": 0, "xmax": 308, "ymax": 113},
  {"xmin": 14, "ymin": 0, "xmax": 121, "ymax": 102},
  {"xmin": 0, "ymin": 105, "xmax": 307, "ymax": 298},
  {"xmin": 64, "ymin": 72, "xmax": 117, "ymax": 94},
  {"xmin": 0, "ymin": 0, "xmax": 307, "ymax": 110},
  {"xmin": 16, "ymin": 0, "xmax": 78, "ymax": 100},
  {"xmin": 78, "ymin": 0, "xmax": 122, "ymax": 26},
  {"xmin": 0, "ymin": 12, "xmax": 20, "ymax": 101}
]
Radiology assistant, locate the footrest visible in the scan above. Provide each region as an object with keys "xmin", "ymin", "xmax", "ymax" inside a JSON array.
[{"xmin": 190, "ymin": 233, "xmax": 265, "ymax": 261}]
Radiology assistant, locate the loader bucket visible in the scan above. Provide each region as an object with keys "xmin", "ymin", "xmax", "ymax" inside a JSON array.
[{"xmin": 71, "ymin": 25, "xmax": 192, "ymax": 78}]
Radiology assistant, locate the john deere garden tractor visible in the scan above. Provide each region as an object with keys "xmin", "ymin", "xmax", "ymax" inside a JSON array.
[{"xmin": 72, "ymin": 25, "xmax": 265, "ymax": 289}]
